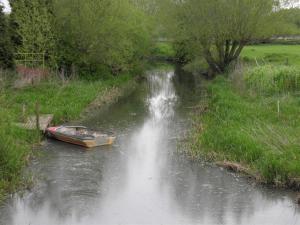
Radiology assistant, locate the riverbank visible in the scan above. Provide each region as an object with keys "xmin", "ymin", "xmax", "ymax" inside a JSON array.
[
  {"xmin": 0, "ymin": 72, "xmax": 138, "ymax": 201},
  {"xmin": 190, "ymin": 64, "xmax": 300, "ymax": 190}
]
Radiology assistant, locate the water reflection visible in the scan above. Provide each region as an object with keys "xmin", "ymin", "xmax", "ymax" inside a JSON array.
[{"xmin": 0, "ymin": 66, "xmax": 299, "ymax": 225}]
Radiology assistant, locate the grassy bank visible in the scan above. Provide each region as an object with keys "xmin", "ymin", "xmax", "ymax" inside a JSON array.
[
  {"xmin": 0, "ymin": 72, "xmax": 136, "ymax": 201},
  {"xmin": 241, "ymin": 44, "xmax": 300, "ymax": 66},
  {"xmin": 190, "ymin": 65, "xmax": 300, "ymax": 189}
]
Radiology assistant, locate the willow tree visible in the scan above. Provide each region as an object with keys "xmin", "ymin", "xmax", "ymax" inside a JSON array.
[{"xmin": 163, "ymin": 0, "xmax": 280, "ymax": 75}]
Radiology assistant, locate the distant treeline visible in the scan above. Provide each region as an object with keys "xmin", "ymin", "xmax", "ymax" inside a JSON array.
[{"xmin": 0, "ymin": 0, "xmax": 155, "ymax": 77}]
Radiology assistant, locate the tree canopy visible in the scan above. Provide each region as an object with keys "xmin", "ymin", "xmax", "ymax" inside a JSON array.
[
  {"xmin": 161, "ymin": 0, "xmax": 294, "ymax": 75},
  {"xmin": 0, "ymin": 0, "xmax": 298, "ymax": 77},
  {"xmin": 9, "ymin": 0, "xmax": 55, "ymax": 65},
  {"xmin": 53, "ymin": 0, "xmax": 153, "ymax": 75},
  {"xmin": 5, "ymin": 0, "xmax": 154, "ymax": 76}
]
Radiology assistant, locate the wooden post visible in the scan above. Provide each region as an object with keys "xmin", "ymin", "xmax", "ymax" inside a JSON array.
[
  {"xmin": 35, "ymin": 102, "xmax": 40, "ymax": 131},
  {"xmin": 35, "ymin": 102, "xmax": 41, "ymax": 142},
  {"xmin": 277, "ymin": 100, "xmax": 280, "ymax": 117},
  {"xmin": 22, "ymin": 104, "xmax": 26, "ymax": 122},
  {"xmin": 42, "ymin": 53, "xmax": 45, "ymax": 69}
]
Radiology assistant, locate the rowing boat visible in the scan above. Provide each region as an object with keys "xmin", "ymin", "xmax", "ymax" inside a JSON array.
[{"xmin": 46, "ymin": 126, "xmax": 116, "ymax": 148}]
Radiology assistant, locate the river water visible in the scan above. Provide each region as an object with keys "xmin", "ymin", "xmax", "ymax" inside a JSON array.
[{"xmin": 0, "ymin": 66, "xmax": 299, "ymax": 225}]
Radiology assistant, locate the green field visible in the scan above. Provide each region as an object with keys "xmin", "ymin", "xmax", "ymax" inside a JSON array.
[{"xmin": 241, "ymin": 44, "xmax": 300, "ymax": 66}]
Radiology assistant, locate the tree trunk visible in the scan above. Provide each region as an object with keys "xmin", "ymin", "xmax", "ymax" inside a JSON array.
[
  {"xmin": 203, "ymin": 48, "xmax": 222, "ymax": 75},
  {"xmin": 202, "ymin": 40, "xmax": 246, "ymax": 75}
]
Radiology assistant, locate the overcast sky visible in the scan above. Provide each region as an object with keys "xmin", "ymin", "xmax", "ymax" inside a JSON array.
[{"xmin": 0, "ymin": 0, "xmax": 10, "ymax": 13}]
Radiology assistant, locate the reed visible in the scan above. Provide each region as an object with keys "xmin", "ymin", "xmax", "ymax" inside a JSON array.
[{"xmin": 244, "ymin": 65, "xmax": 300, "ymax": 94}]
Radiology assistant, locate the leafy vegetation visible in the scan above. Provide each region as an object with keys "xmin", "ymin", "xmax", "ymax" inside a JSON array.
[
  {"xmin": 274, "ymin": 7, "xmax": 300, "ymax": 35},
  {"xmin": 160, "ymin": 0, "xmax": 282, "ymax": 75},
  {"xmin": 5, "ymin": 0, "xmax": 154, "ymax": 75},
  {"xmin": 9, "ymin": 0, "xmax": 55, "ymax": 61},
  {"xmin": 191, "ymin": 62, "xmax": 300, "ymax": 187},
  {"xmin": 150, "ymin": 42, "xmax": 176, "ymax": 60},
  {"xmin": 53, "ymin": 0, "xmax": 152, "ymax": 75},
  {"xmin": 191, "ymin": 74, "xmax": 300, "ymax": 186}
]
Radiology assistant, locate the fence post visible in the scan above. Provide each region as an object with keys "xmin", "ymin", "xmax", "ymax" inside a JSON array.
[
  {"xmin": 277, "ymin": 100, "xmax": 280, "ymax": 117},
  {"xmin": 35, "ymin": 101, "xmax": 41, "ymax": 142},
  {"xmin": 35, "ymin": 102, "xmax": 40, "ymax": 131},
  {"xmin": 22, "ymin": 104, "xmax": 26, "ymax": 122}
]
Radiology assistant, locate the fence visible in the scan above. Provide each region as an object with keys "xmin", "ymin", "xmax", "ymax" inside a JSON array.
[{"xmin": 15, "ymin": 52, "xmax": 45, "ymax": 68}]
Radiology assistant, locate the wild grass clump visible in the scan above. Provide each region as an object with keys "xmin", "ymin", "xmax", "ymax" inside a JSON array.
[
  {"xmin": 192, "ymin": 76, "xmax": 300, "ymax": 187},
  {"xmin": 244, "ymin": 65, "xmax": 300, "ymax": 94}
]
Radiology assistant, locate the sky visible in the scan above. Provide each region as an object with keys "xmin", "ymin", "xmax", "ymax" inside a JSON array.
[{"xmin": 0, "ymin": 0, "xmax": 10, "ymax": 13}]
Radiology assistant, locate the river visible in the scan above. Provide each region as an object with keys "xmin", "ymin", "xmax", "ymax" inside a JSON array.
[{"xmin": 0, "ymin": 65, "xmax": 299, "ymax": 225}]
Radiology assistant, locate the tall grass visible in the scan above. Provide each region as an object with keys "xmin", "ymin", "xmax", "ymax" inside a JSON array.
[
  {"xmin": 191, "ymin": 76, "xmax": 300, "ymax": 187},
  {"xmin": 244, "ymin": 65, "xmax": 300, "ymax": 94},
  {"xmin": 0, "ymin": 105, "xmax": 33, "ymax": 200},
  {"xmin": 191, "ymin": 46, "xmax": 300, "ymax": 188}
]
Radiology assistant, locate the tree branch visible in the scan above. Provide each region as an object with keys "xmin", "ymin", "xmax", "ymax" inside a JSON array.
[
  {"xmin": 232, "ymin": 41, "xmax": 246, "ymax": 60},
  {"xmin": 228, "ymin": 40, "xmax": 239, "ymax": 62}
]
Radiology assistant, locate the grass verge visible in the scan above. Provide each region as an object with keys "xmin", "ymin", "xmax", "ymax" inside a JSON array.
[{"xmin": 190, "ymin": 66, "xmax": 300, "ymax": 189}]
